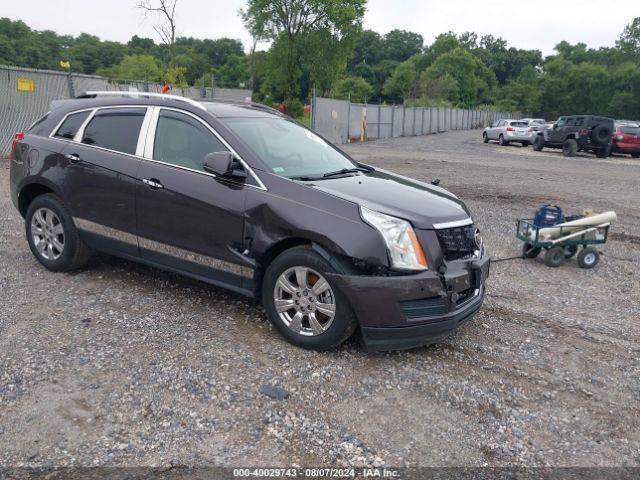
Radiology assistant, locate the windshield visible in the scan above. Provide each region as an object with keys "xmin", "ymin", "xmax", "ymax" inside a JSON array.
[
  {"xmin": 221, "ymin": 117, "xmax": 356, "ymax": 179},
  {"xmin": 510, "ymin": 121, "xmax": 528, "ymax": 127}
]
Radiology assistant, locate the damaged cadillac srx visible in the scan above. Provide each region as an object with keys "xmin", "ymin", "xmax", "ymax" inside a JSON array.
[{"xmin": 9, "ymin": 92, "xmax": 490, "ymax": 351}]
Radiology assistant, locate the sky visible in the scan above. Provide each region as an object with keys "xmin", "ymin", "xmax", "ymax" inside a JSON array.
[{"xmin": 2, "ymin": 0, "xmax": 637, "ymax": 56}]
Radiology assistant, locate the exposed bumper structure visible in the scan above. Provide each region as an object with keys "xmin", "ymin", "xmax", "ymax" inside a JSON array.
[{"xmin": 328, "ymin": 253, "xmax": 490, "ymax": 351}]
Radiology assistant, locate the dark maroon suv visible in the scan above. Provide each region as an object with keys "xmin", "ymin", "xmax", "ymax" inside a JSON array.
[{"xmin": 9, "ymin": 92, "xmax": 489, "ymax": 351}]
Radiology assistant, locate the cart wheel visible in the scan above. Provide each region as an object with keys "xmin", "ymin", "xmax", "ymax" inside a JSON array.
[
  {"xmin": 563, "ymin": 245, "xmax": 578, "ymax": 259},
  {"xmin": 577, "ymin": 247, "xmax": 599, "ymax": 269},
  {"xmin": 544, "ymin": 246, "xmax": 565, "ymax": 268},
  {"xmin": 522, "ymin": 243, "xmax": 541, "ymax": 259}
]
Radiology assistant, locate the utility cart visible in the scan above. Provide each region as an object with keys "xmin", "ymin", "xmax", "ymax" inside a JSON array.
[{"xmin": 516, "ymin": 217, "xmax": 611, "ymax": 269}]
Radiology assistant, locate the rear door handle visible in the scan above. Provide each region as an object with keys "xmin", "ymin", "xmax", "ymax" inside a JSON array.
[
  {"xmin": 142, "ymin": 178, "xmax": 164, "ymax": 190},
  {"xmin": 65, "ymin": 153, "xmax": 82, "ymax": 164}
]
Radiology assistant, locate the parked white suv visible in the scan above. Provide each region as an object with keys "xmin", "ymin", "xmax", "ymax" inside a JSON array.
[{"xmin": 483, "ymin": 119, "xmax": 535, "ymax": 147}]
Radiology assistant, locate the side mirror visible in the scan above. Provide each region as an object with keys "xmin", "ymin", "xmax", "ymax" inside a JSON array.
[{"xmin": 203, "ymin": 151, "xmax": 247, "ymax": 181}]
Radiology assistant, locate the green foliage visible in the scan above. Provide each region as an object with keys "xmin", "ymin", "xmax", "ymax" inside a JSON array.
[
  {"xmin": 241, "ymin": 0, "xmax": 366, "ymax": 100},
  {"xmin": 97, "ymin": 54, "xmax": 163, "ymax": 82},
  {"xmin": 283, "ymin": 97, "xmax": 304, "ymax": 117},
  {"xmin": 382, "ymin": 58, "xmax": 418, "ymax": 101},
  {"xmin": 332, "ymin": 76, "xmax": 373, "ymax": 103},
  {"xmin": 422, "ymin": 48, "xmax": 497, "ymax": 107}
]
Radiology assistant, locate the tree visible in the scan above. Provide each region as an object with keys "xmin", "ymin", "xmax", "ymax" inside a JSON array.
[
  {"xmin": 383, "ymin": 58, "xmax": 418, "ymax": 101},
  {"xmin": 98, "ymin": 54, "xmax": 163, "ymax": 82},
  {"xmin": 241, "ymin": 0, "xmax": 366, "ymax": 100},
  {"xmin": 381, "ymin": 30, "xmax": 424, "ymax": 62},
  {"xmin": 617, "ymin": 17, "xmax": 640, "ymax": 57},
  {"xmin": 215, "ymin": 54, "xmax": 250, "ymax": 88},
  {"xmin": 422, "ymin": 47, "xmax": 497, "ymax": 106},
  {"xmin": 332, "ymin": 76, "xmax": 373, "ymax": 103},
  {"xmin": 137, "ymin": 0, "xmax": 179, "ymax": 62}
]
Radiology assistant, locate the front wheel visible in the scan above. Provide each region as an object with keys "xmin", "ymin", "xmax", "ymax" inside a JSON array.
[
  {"xmin": 25, "ymin": 194, "xmax": 91, "ymax": 272},
  {"xmin": 544, "ymin": 246, "xmax": 565, "ymax": 268},
  {"xmin": 595, "ymin": 145, "xmax": 611, "ymax": 158},
  {"xmin": 261, "ymin": 246, "xmax": 358, "ymax": 350}
]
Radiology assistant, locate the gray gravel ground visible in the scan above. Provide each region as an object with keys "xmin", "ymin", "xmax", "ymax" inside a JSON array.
[{"xmin": 1, "ymin": 129, "xmax": 639, "ymax": 469}]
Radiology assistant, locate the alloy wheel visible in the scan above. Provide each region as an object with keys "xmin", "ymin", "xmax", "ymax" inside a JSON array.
[
  {"xmin": 273, "ymin": 266, "xmax": 336, "ymax": 336},
  {"xmin": 31, "ymin": 208, "xmax": 65, "ymax": 260}
]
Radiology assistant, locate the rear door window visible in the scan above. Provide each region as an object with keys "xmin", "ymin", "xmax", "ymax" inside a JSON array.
[
  {"xmin": 81, "ymin": 108, "xmax": 146, "ymax": 155},
  {"xmin": 621, "ymin": 126, "xmax": 640, "ymax": 135},
  {"xmin": 54, "ymin": 111, "xmax": 91, "ymax": 140}
]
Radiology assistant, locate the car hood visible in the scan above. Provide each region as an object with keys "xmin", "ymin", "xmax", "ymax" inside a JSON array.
[{"xmin": 306, "ymin": 168, "xmax": 472, "ymax": 229}]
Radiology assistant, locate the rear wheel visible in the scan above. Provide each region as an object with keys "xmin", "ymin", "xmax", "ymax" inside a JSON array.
[
  {"xmin": 262, "ymin": 246, "xmax": 358, "ymax": 350},
  {"xmin": 483, "ymin": 132, "xmax": 489, "ymax": 143},
  {"xmin": 577, "ymin": 247, "xmax": 599, "ymax": 269},
  {"xmin": 544, "ymin": 246, "xmax": 565, "ymax": 268},
  {"xmin": 533, "ymin": 135, "xmax": 545, "ymax": 151},
  {"xmin": 562, "ymin": 139, "xmax": 578, "ymax": 157},
  {"xmin": 499, "ymin": 134, "xmax": 509, "ymax": 146},
  {"xmin": 25, "ymin": 194, "xmax": 91, "ymax": 272}
]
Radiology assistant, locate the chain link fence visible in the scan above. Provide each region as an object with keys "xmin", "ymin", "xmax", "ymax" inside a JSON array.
[
  {"xmin": 0, "ymin": 65, "xmax": 252, "ymax": 157},
  {"xmin": 311, "ymin": 96, "xmax": 521, "ymax": 144}
]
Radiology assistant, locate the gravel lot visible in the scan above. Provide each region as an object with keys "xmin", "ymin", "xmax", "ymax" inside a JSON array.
[{"xmin": 1, "ymin": 130, "xmax": 639, "ymax": 470}]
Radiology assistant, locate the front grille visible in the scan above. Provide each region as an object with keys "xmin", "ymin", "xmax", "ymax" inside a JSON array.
[
  {"xmin": 435, "ymin": 225, "xmax": 477, "ymax": 261},
  {"xmin": 400, "ymin": 297, "xmax": 447, "ymax": 319}
]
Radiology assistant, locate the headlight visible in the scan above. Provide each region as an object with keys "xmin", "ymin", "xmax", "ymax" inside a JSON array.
[{"xmin": 360, "ymin": 206, "xmax": 428, "ymax": 271}]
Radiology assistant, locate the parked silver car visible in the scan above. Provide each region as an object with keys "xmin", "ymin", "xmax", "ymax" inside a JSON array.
[
  {"xmin": 521, "ymin": 118, "xmax": 548, "ymax": 132},
  {"xmin": 483, "ymin": 119, "xmax": 536, "ymax": 146}
]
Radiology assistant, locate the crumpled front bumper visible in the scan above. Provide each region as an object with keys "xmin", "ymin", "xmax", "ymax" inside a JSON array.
[{"xmin": 327, "ymin": 253, "xmax": 490, "ymax": 351}]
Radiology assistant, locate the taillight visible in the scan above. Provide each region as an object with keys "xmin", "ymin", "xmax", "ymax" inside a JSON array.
[
  {"xmin": 506, "ymin": 127, "xmax": 515, "ymax": 132},
  {"xmin": 9, "ymin": 133, "xmax": 25, "ymax": 160},
  {"xmin": 527, "ymin": 127, "xmax": 533, "ymax": 133}
]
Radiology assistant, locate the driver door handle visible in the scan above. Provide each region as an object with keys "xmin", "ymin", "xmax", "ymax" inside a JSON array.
[
  {"xmin": 65, "ymin": 153, "xmax": 82, "ymax": 164},
  {"xmin": 142, "ymin": 178, "xmax": 164, "ymax": 190}
]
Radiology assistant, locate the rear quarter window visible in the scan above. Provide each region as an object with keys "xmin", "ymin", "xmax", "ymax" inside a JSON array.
[{"xmin": 54, "ymin": 111, "xmax": 91, "ymax": 140}]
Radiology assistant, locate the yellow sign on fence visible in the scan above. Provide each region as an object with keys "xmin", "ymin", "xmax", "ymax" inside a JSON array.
[{"xmin": 17, "ymin": 78, "xmax": 35, "ymax": 93}]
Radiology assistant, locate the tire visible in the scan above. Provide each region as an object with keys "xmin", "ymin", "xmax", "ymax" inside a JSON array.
[
  {"xmin": 25, "ymin": 194, "xmax": 91, "ymax": 272},
  {"xmin": 563, "ymin": 245, "xmax": 578, "ymax": 259},
  {"xmin": 522, "ymin": 243, "xmax": 541, "ymax": 259},
  {"xmin": 533, "ymin": 135, "xmax": 545, "ymax": 151},
  {"xmin": 562, "ymin": 139, "xmax": 578, "ymax": 157},
  {"xmin": 498, "ymin": 134, "xmax": 509, "ymax": 146},
  {"xmin": 261, "ymin": 246, "xmax": 358, "ymax": 350},
  {"xmin": 521, "ymin": 141, "xmax": 530, "ymax": 147},
  {"xmin": 577, "ymin": 247, "xmax": 599, "ymax": 269},
  {"xmin": 483, "ymin": 132, "xmax": 489, "ymax": 143},
  {"xmin": 544, "ymin": 246, "xmax": 565, "ymax": 268},
  {"xmin": 591, "ymin": 125, "xmax": 612, "ymax": 146},
  {"xmin": 631, "ymin": 153, "xmax": 640, "ymax": 159},
  {"xmin": 595, "ymin": 145, "xmax": 610, "ymax": 158}
]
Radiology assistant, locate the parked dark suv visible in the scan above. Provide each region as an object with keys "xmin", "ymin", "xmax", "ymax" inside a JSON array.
[
  {"xmin": 9, "ymin": 92, "xmax": 489, "ymax": 351},
  {"xmin": 533, "ymin": 115, "xmax": 614, "ymax": 158}
]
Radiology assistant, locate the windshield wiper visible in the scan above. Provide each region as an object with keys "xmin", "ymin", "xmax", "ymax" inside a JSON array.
[
  {"xmin": 322, "ymin": 166, "xmax": 372, "ymax": 178},
  {"xmin": 289, "ymin": 175, "xmax": 322, "ymax": 181}
]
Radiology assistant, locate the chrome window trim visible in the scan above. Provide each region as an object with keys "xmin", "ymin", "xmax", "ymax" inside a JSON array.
[
  {"xmin": 433, "ymin": 218, "xmax": 474, "ymax": 230},
  {"xmin": 145, "ymin": 106, "xmax": 267, "ymax": 191},
  {"xmin": 73, "ymin": 108, "xmax": 98, "ymax": 142},
  {"xmin": 136, "ymin": 107, "xmax": 157, "ymax": 157}
]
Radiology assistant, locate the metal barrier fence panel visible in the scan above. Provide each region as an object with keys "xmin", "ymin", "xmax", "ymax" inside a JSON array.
[{"xmin": 1, "ymin": 65, "xmax": 253, "ymax": 157}]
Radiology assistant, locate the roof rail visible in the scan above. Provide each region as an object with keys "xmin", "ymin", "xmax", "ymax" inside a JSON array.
[{"xmin": 77, "ymin": 91, "xmax": 206, "ymax": 111}]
